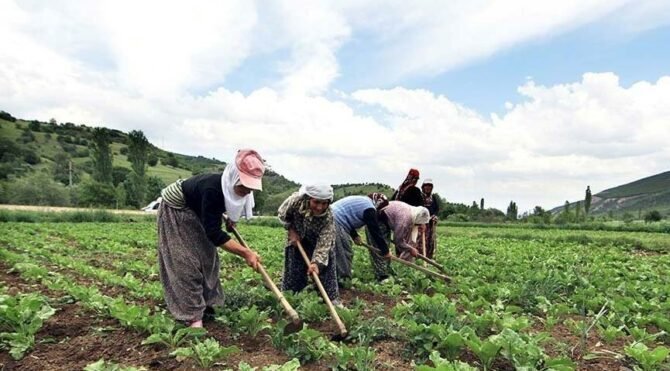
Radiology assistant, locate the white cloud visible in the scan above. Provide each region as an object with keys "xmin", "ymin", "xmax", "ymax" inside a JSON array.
[{"xmin": 1, "ymin": 1, "xmax": 669, "ymax": 213}]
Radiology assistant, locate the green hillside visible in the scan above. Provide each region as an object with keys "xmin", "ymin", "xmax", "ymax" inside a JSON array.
[
  {"xmin": 0, "ymin": 116, "xmax": 213, "ymax": 184},
  {"xmin": 598, "ymin": 171, "xmax": 670, "ymax": 198},
  {"xmin": 551, "ymin": 171, "xmax": 670, "ymax": 217},
  {"xmin": 0, "ymin": 112, "xmax": 394, "ymax": 214}
]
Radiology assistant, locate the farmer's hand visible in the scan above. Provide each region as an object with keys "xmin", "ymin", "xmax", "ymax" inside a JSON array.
[
  {"xmin": 409, "ymin": 247, "xmax": 419, "ymax": 257},
  {"xmin": 244, "ymin": 250, "xmax": 261, "ymax": 271},
  {"xmin": 353, "ymin": 236, "xmax": 363, "ymax": 246},
  {"xmin": 288, "ymin": 228, "xmax": 300, "ymax": 246},
  {"xmin": 225, "ymin": 218, "xmax": 236, "ymax": 232},
  {"xmin": 431, "ymin": 215, "xmax": 438, "ymax": 223},
  {"xmin": 307, "ymin": 262, "xmax": 319, "ymax": 276}
]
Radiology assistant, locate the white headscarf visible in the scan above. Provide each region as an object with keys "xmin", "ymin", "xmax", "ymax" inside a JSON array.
[
  {"xmin": 298, "ymin": 184, "xmax": 333, "ymax": 201},
  {"xmin": 410, "ymin": 206, "xmax": 430, "ymax": 243},
  {"xmin": 221, "ymin": 164, "xmax": 255, "ymax": 222}
]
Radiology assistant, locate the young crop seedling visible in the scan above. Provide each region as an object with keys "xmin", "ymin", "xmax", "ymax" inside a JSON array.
[
  {"xmin": 415, "ymin": 351, "xmax": 478, "ymax": 371},
  {"xmin": 83, "ymin": 359, "xmax": 148, "ymax": 371},
  {"xmin": 170, "ymin": 337, "xmax": 240, "ymax": 368},
  {"xmin": 238, "ymin": 358, "xmax": 301, "ymax": 371},
  {"xmin": 141, "ymin": 324, "xmax": 207, "ymax": 350},
  {"xmin": 330, "ymin": 344, "xmax": 376, "ymax": 370},
  {"xmin": 0, "ymin": 292, "xmax": 56, "ymax": 360},
  {"xmin": 624, "ymin": 342, "xmax": 670, "ymax": 371}
]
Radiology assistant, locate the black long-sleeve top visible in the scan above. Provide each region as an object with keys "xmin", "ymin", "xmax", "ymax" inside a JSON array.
[
  {"xmin": 425, "ymin": 194, "xmax": 439, "ymax": 216},
  {"xmin": 181, "ymin": 173, "xmax": 231, "ymax": 246}
]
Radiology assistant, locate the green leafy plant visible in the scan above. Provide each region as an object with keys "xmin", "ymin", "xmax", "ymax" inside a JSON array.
[
  {"xmin": 238, "ymin": 358, "xmax": 301, "ymax": 371},
  {"xmin": 463, "ymin": 331, "xmax": 501, "ymax": 371},
  {"xmin": 0, "ymin": 292, "xmax": 56, "ymax": 360},
  {"xmin": 170, "ymin": 337, "xmax": 239, "ymax": 368},
  {"xmin": 597, "ymin": 324, "xmax": 625, "ymax": 344},
  {"xmin": 237, "ymin": 305, "xmax": 272, "ymax": 336},
  {"xmin": 278, "ymin": 327, "xmax": 334, "ymax": 363},
  {"xmin": 330, "ymin": 344, "xmax": 376, "ymax": 370},
  {"xmin": 416, "ymin": 351, "xmax": 478, "ymax": 371},
  {"xmin": 83, "ymin": 359, "xmax": 147, "ymax": 371},
  {"xmin": 141, "ymin": 324, "xmax": 207, "ymax": 349},
  {"xmin": 624, "ymin": 342, "xmax": 669, "ymax": 371}
]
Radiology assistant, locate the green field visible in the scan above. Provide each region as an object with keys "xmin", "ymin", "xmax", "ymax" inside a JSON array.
[{"xmin": 1, "ymin": 221, "xmax": 669, "ymax": 370}]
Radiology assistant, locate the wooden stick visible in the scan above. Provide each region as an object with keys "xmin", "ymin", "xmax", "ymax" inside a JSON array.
[
  {"xmin": 361, "ymin": 242, "xmax": 452, "ymax": 283},
  {"xmin": 229, "ymin": 225, "xmax": 301, "ymax": 325},
  {"xmin": 431, "ymin": 219, "xmax": 438, "ymax": 257},
  {"xmin": 294, "ymin": 240, "xmax": 347, "ymax": 337},
  {"xmin": 416, "ymin": 254, "xmax": 447, "ymax": 273},
  {"xmin": 421, "ymin": 229, "xmax": 427, "ymax": 257}
]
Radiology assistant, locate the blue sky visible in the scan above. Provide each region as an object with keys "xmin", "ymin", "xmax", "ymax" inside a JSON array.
[{"xmin": 1, "ymin": 1, "xmax": 669, "ymax": 212}]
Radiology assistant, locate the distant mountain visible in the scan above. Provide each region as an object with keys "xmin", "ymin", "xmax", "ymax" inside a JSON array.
[{"xmin": 551, "ymin": 171, "xmax": 670, "ymax": 216}]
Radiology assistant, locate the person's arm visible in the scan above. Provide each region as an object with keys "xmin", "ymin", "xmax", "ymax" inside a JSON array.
[
  {"xmin": 200, "ymin": 189, "xmax": 231, "ymax": 246},
  {"xmin": 201, "ymin": 190, "xmax": 260, "ymax": 269},
  {"xmin": 278, "ymin": 192, "xmax": 300, "ymax": 228},
  {"xmin": 221, "ymin": 238, "xmax": 260, "ymax": 270},
  {"xmin": 393, "ymin": 212, "xmax": 418, "ymax": 256},
  {"xmin": 433, "ymin": 194, "xmax": 440, "ymax": 215},
  {"xmin": 349, "ymin": 228, "xmax": 360, "ymax": 241},
  {"xmin": 362, "ymin": 208, "xmax": 389, "ymax": 256},
  {"xmin": 312, "ymin": 212, "xmax": 336, "ymax": 268}
]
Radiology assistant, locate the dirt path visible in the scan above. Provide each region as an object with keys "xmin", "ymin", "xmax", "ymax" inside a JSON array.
[{"xmin": 0, "ymin": 204, "xmax": 150, "ymax": 216}]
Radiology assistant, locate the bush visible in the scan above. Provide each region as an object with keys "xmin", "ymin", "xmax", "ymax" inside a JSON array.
[
  {"xmin": 112, "ymin": 166, "xmax": 131, "ymax": 187},
  {"xmin": 163, "ymin": 154, "xmax": 179, "ymax": 167},
  {"xmin": 146, "ymin": 176, "xmax": 165, "ymax": 202},
  {"xmin": 0, "ymin": 110, "xmax": 17, "ymax": 122},
  {"xmin": 644, "ymin": 210, "xmax": 663, "ymax": 223},
  {"xmin": 23, "ymin": 150, "xmax": 40, "ymax": 165},
  {"xmin": 147, "ymin": 153, "xmax": 158, "ymax": 167},
  {"xmin": 28, "ymin": 121, "xmax": 40, "ymax": 131},
  {"xmin": 120, "ymin": 146, "xmax": 129, "ymax": 155},
  {"xmin": 77, "ymin": 179, "xmax": 117, "ymax": 207},
  {"xmin": 3, "ymin": 172, "xmax": 70, "ymax": 206}
]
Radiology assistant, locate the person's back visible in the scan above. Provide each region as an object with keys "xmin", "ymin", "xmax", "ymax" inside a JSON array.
[{"xmin": 332, "ymin": 195, "xmax": 375, "ymax": 232}]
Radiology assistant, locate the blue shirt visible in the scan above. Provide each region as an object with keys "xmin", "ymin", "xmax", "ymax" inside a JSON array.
[{"xmin": 332, "ymin": 196, "xmax": 375, "ymax": 233}]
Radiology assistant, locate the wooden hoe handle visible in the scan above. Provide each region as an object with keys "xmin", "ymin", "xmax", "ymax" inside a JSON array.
[
  {"xmin": 294, "ymin": 240, "xmax": 347, "ymax": 337},
  {"xmin": 230, "ymin": 226, "xmax": 301, "ymax": 324}
]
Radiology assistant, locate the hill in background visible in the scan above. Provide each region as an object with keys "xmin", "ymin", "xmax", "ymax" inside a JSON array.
[
  {"xmin": 551, "ymin": 171, "xmax": 670, "ymax": 217},
  {"xmin": 0, "ymin": 111, "xmax": 393, "ymax": 214}
]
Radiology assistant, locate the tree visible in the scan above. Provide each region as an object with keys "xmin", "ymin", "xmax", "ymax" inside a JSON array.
[
  {"xmin": 575, "ymin": 201, "xmax": 582, "ymax": 221},
  {"xmin": 52, "ymin": 152, "xmax": 80, "ymax": 185},
  {"xmin": 644, "ymin": 210, "xmax": 662, "ymax": 223},
  {"xmin": 90, "ymin": 127, "xmax": 113, "ymax": 184},
  {"xmin": 506, "ymin": 201, "xmax": 518, "ymax": 220},
  {"xmin": 163, "ymin": 153, "xmax": 179, "ymax": 167},
  {"xmin": 584, "ymin": 186, "xmax": 592, "ymax": 215},
  {"xmin": 480, "ymin": 198, "xmax": 485, "ymax": 210},
  {"xmin": 0, "ymin": 110, "xmax": 17, "ymax": 122},
  {"xmin": 564, "ymin": 201, "xmax": 570, "ymax": 214},
  {"xmin": 77, "ymin": 179, "xmax": 116, "ymax": 207},
  {"xmin": 112, "ymin": 166, "xmax": 131, "ymax": 187},
  {"xmin": 145, "ymin": 176, "xmax": 165, "ymax": 202},
  {"xmin": 147, "ymin": 152, "xmax": 158, "ymax": 167},
  {"xmin": 127, "ymin": 130, "xmax": 150, "ymax": 206}
]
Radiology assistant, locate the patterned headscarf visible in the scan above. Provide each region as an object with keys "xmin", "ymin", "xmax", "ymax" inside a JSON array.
[
  {"xmin": 394, "ymin": 168, "xmax": 420, "ymax": 201},
  {"xmin": 368, "ymin": 192, "xmax": 389, "ymax": 210}
]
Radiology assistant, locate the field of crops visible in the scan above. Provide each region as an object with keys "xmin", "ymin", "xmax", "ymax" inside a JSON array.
[{"xmin": 1, "ymin": 221, "xmax": 669, "ymax": 370}]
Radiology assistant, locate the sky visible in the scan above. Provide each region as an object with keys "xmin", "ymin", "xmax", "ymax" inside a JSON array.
[{"xmin": 1, "ymin": 0, "xmax": 670, "ymax": 214}]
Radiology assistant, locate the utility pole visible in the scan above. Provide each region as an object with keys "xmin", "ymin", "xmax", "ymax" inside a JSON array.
[{"xmin": 68, "ymin": 160, "xmax": 73, "ymax": 187}]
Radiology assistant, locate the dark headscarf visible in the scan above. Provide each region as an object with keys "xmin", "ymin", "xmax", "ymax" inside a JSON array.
[{"xmin": 394, "ymin": 168, "xmax": 420, "ymax": 201}]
